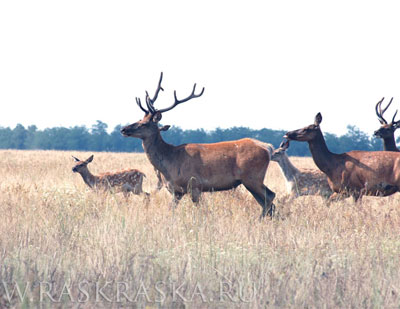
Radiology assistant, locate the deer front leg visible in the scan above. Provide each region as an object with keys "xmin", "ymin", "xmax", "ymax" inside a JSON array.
[
  {"xmin": 170, "ymin": 192, "xmax": 184, "ymax": 209},
  {"xmin": 187, "ymin": 177, "xmax": 201, "ymax": 204},
  {"xmin": 190, "ymin": 187, "xmax": 201, "ymax": 204},
  {"xmin": 154, "ymin": 168, "xmax": 164, "ymax": 191},
  {"xmin": 121, "ymin": 183, "xmax": 133, "ymax": 197}
]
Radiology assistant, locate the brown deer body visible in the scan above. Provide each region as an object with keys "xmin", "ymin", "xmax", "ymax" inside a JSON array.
[
  {"xmin": 284, "ymin": 113, "xmax": 400, "ymax": 201},
  {"xmin": 374, "ymin": 97, "xmax": 400, "ymax": 152},
  {"xmin": 271, "ymin": 140, "xmax": 332, "ymax": 198},
  {"xmin": 72, "ymin": 155, "xmax": 146, "ymax": 195},
  {"xmin": 120, "ymin": 73, "xmax": 275, "ymax": 218}
]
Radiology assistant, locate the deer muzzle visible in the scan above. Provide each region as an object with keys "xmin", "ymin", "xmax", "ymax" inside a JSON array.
[{"xmin": 373, "ymin": 129, "xmax": 382, "ymax": 137}]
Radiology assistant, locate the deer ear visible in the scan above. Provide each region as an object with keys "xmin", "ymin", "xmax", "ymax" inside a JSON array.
[
  {"xmin": 152, "ymin": 112, "xmax": 162, "ymax": 123},
  {"xmin": 280, "ymin": 140, "xmax": 290, "ymax": 150},
  {"xmin": 72, "ymin": 155, "xmax": 80, "ymax": 162},
  {"xmin": 159, "ymin": 125, "xmax": 170, "ymax": 132},
  {"xmin": 86, "ymin": 155, "xmax": 94, "ymax": 163},
  {"xmin": 314, "ymin": 113, "xmax": 322, "ymax": 126}
]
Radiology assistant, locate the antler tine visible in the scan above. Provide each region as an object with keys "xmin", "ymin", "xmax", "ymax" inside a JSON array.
[
  {"xmin": 156, "ymin": 83, "xmax": 205, "ymax": 114},
  {"xmin": 136, "ymin": 97, "xmax": 149, "ymax": 114},
  {"xmin": 175, "ymin": 83, "xmax": 205, "ymax": 104},
  {"xmin": 150, "ymin": 72, "xmax": 164, "ymax": 103},
  {"xmin": 145, "ymin": 91, "xmax": 157, "ymax": 114},
  {"xmin": 376, "ymin": 97, "xmax": 388, "ymax": 124},
  {"xmin": 392, "ymin": 109, "xmax": 399, "ymax": 125},
  {"xmin": 142, "ymin": 72, "xmax": 164, "ymax": 115},
  {"xmin": 381, "ymin": 97, "xmax": 393, "ymax": 115}
]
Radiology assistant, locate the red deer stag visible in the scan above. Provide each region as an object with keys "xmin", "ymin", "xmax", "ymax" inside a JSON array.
[
  {"xmin": 374, "ymin": 97, "xmax": 400, "ymax": 152},
  {"xmin": 72, "ymin": 155, "xmax": 147, "ymax": 196},
  {"xmin": 284, "ymin": 113, "xmax": 400, "ymax": 201},
  {"xmin": 271, "ymin": 140, "xmax": 332, "ymax": 198},
  {"xmin": 120, "ymin": 73, "xmax": 275, "ymax": 218}
]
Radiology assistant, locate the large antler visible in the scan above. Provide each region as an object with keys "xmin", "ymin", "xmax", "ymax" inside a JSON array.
[
  {"xmin": 143, "ymin": 72, "xmax": 205, "ymax": 114},
  {"xmin": 155, "ymin": 83, "xmax": 205, "ymax": 113},
  {"xmin": 375, "ymin": 97, "xmax": 393, "ymax": 124},
  {"xmin": 133, "ymin": 72, "xmax": 164, "ymax": 115},
  {"xmin": 136, "ymin": 72, "xmax": 205, "ymax": 115}
]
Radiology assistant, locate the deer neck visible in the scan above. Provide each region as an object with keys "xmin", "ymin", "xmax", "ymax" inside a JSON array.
[
  {"xmin": 142, "ymin": 132, "xmax": 175, "ymax": 180},
  {"xmin": 77, "ymin": 167, "xmax": 97, "ymax": 188},
  {"xmin": 382, "ymin": 136, "xmax": 398, "ymax": 151},
  {"xmin": 276, "ymin": 154, "xmax": 300, "ymax": 182},
  {"xmin": 307, "ymin": 130, "xmax": 336, "ymax": 176}
]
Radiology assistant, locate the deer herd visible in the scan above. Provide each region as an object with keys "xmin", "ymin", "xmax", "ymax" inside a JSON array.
[{"xmin": 72, "ymin": 73, "xmax": 400, "ymax": 219}]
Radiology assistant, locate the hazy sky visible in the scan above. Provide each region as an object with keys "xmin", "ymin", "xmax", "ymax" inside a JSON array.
[{"xmin": 1, "ymin": 0, "xmax": 400, "ymax": 136}]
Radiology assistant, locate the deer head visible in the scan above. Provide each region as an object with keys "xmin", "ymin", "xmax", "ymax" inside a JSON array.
[
  {"xmin": 374, "ymin": 97, "xmax": 400, "ymax": 138},
  {"xmin": 271, "ymin": 140, "xmax": 290, "ymax": 162},
  {"xmin": 284, "ymin": 113, "xmax": 323, "ymax": 141},
  {"xmin": 72, "ymin": 155, "xmax": 94, "ymax": 173},
  {"xmin": 120, "ymin": 72, "xmax": 204, "ymax": 139}
]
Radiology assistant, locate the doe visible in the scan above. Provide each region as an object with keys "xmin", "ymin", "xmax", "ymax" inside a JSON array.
[{"xmin": 284, "ymin": 113, "xmax": 400, "ymax": 201}]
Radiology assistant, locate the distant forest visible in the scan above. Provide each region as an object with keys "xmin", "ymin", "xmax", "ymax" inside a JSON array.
[{"xmin": 0, "ymin": 121, "xmax": 390, "ymax": 156}]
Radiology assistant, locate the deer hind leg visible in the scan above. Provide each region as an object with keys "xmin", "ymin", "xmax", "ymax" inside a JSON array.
[
  {"xmin": 243, "ymin": 183, "xmax": 275, "ymax": 219},
  {"xmin": 132, "ymin": 184, "xmax": 143, "ymax": 195}
]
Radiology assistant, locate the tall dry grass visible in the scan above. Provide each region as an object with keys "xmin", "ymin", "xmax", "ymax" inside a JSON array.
[{"xmin": 1, "ymin": 150, "xmax": 400, "ymax": 308}]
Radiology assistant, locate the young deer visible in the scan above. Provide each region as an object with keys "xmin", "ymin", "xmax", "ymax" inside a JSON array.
[
  {"xmin": 284, "ymin": 113, "xmax": 400, "ymax": 201},
  {"xmin": 120, "ymin": 72, "xmax": 275, "ymax": 218},
  {"xmin": 72, "ymin": 155, "xmax": 147, "ymax": 195},
  {"xmin": 271, "ymin": 140, "xmax": 332, "ymax": 198},
  {"xmin": 374, "ymin": 97, "xmax": 400, "ymax": 152}
]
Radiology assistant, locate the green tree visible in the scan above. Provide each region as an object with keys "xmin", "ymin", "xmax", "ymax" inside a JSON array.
[
  {"xmin": 11, "ymin": 124, "xmax": 28, "ymax": 149},
  {"xmin": 90, "ymin": 121, "xmax": 110, "ymax": 151}
]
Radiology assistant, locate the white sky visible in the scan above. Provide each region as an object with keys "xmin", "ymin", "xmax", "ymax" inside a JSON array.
[{"xmin": 1, "ymin": 0, "xmax": 400, "ymax": 136}]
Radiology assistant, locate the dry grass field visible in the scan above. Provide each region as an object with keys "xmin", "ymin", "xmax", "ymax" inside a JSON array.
[{"xmin": 1, "ymin": 150, "xmax": 400, "ymax": 308}]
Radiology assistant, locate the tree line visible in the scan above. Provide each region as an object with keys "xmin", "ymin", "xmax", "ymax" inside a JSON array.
[{"xmin": 0, "ymin": 121, "xmax": 389, "ymax": 156}]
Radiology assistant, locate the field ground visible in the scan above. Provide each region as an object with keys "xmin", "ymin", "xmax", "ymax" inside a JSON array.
[{"xmin": 1, "ymin": 150, "xmax": 400, "ymax": 308}]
